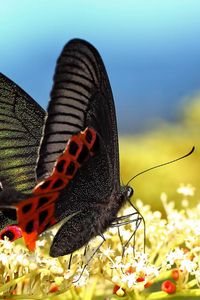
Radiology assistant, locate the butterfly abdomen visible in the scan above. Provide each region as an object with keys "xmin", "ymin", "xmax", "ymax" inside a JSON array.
[{"xmin": 94, "ymin": 191, "xmax": 126, "ymax": 233}]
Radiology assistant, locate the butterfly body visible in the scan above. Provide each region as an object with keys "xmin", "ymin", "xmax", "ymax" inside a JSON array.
[
  {"xmin": 0, "ymin": 39, "xmax": 135, "ymax": 257},
  {"xmin": 51, "ymin": 183, "xmax": 129, "ymax": 256}
]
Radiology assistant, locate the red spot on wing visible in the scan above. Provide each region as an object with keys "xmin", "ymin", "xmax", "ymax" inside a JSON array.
[
  {"xmin": 0, "ymin": 225, "xmax": 22, "ymax": 241},
  {"xmin": 10, "ymin": 128, "xmax": 97, "ymax": 251},
  {"xmin": 23, "ymin": 230, "xmax": 38, "ymax": 251}
]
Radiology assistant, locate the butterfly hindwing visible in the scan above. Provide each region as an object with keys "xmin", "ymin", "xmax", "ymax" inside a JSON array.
[{"xmin": 34, "ymin": 39, "xmax": 121, "ymax": 256}]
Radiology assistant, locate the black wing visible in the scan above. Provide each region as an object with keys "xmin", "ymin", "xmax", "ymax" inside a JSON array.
[
  {"xmin": 36, "ymin": 39, "xmax": 119, "ymax": 189},
  {"xmin": 36, "ymin": 39, "xmax": 121, "ymax": 257},
  {"xmin": 0, "ymin": 73, "xmax": 46, "ymax": 193}
]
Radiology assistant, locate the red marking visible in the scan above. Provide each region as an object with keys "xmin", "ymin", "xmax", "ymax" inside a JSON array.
[
  {"xmin": 0, "ymin": 225, "xmax": 22, "ymax": 241},
  {"xmin": 67, "ymin": 135, "xmax": 85, "ymax": 162},
  {"xmin": 23, "ymin": 230, "xmax": 38, "ymax": 252},
  {"xmin": 17, "ymin": 193, "xmax": 59, "ymax": 220},
  {"xmin": 38, "ymin": 202, "xmax": 57, "ymax": 233},
  {"xmin": 9, "ymin": 127, "xmax": 97, "ymax": 251},
  {"xmin": 34, "ymin": 176, "xmax": 68, "ymax": 194},
  {"xmin": 81, "ymin": 128, "xmax": 97, "ymax": 152}
]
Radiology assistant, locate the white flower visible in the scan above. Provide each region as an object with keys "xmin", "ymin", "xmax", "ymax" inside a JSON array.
[
  {"xmin": 145, "ymin": 265, "xmax": 159, "ymax": 277},
  {"xmin": 166, "ymin": 248, "xmax": 185, "ymax": 265},
  {"xmin": 180, "ymin": 259, "xmax": 196, "ymax": 272},
  {"xmin": 102, "ymin": 246, "xmax": 115, "ymax": 256},
  {"xmin": 64, "ymin": 270, "xmax": 74, "ymax": 280},
  {"xmin": 121, "ymin": 273, "xmax": 137, "ymax": 288},
  {"xmin": 2, "ymin": 238, "xmax": 13, "ymax": 250},
  {"xmin": 177, "ymin": 184, "xmax": 195, "ymax": 197},
  {"xmin": 29, "ymin": 262, "xmax": 37, "ymax": 270},
  {"xmin": 22, "ymin": 258, "xmax": 29, "ymax": 267},
  {"xmin": 112, "ymin": 275, "xmax": 120, "ymax": 283},
  {"xmin": 36, "ymin": 239, "xmax": 46, "ymax": 247},
  {"xmin": 49, "ymin": 265, "xmax": 64, "ymax": 275},
  {"xmin": 16, "ymin": 254, "xmax": 25, "ymax": 264},
  {"xmin": 160, "ymin": 192, "xmax": 167, "ymax": 202},
  {"xmin": 73, "ymin": 269, "xmax": 89, "ymax": 287},
  {"xmin": 0, "ymin": 253, "xmax": 8, "ymax": 265},
  {"xmin": 182, "ymin": 199, "xmax": 189, "ymax": 207}
]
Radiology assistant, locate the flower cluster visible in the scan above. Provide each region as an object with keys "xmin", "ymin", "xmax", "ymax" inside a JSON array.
[{"xmin": 0, "ymin": 184, "xmax": 199, "ymax": 299}]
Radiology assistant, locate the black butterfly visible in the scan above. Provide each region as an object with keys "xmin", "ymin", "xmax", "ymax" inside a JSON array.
[{"xmin": 0, "ymin": 39, "xmax": 139, "ymax": 257}]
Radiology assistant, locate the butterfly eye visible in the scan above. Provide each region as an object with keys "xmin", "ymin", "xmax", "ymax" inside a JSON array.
[{"xmin": 127, "ymin": 186, "xmax": 134, "ymax": 198}]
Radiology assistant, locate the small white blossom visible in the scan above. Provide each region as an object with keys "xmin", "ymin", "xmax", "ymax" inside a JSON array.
[
  {"xmin": 177, "ymin": 184, "xmax": 195, "ymax": 197},
  {"xmin": 121, "ymin": 273, "xmax": 137, "ymax": 288},
  {"xmin": 180, "ymin": 259, "xmax": 196, "ymax": 272},
  {"xmin": 102, "ymin": 246, "xmax": 115, "ymax": 256}
]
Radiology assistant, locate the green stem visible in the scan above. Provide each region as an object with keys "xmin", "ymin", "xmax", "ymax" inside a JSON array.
[{"xmin": 146, "ymin": 289, "xmax": 200, "ymax": 299}]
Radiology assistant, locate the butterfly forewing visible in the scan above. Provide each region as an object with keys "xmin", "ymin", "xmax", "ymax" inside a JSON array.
[
  {"xmin": 36, "ymin": 39, "xmax": 120, "ymax": 189},
  {"xmin": 0, "ymin": 73, "xmax": 46, "ymax": 193}
]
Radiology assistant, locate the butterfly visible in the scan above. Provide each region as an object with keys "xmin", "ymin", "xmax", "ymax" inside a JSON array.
[{"xmin": 0, "ymin": 39, "xmax": 139, "ymax": 257}]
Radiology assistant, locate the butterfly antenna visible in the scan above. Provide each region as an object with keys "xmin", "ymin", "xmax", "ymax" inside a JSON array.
[{"xmin": 126, "ymin": 146, "xmax": 195, "ymax": 186}]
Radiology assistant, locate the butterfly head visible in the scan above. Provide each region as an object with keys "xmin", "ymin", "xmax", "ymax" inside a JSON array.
[{"xmin": 121, "ymin": 185, "xmax": 134, "ymax": 201}]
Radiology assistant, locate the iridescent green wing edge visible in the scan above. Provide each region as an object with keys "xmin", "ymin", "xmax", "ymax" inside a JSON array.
[{"xmin": 0, "ymin": 73, "xmax": 46, "ymax": 227}]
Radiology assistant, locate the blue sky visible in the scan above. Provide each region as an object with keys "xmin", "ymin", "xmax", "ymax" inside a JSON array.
[{"xmin": 1, "ymin": 0, "xmax": 200, "ymax": 132}]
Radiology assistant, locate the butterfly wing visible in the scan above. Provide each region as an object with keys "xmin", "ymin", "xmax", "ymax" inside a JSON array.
[
  {"xmin": 0, "ymin": 73, "xmax": 46, "ymax": 193},
  {"xmin": 0, "ymin": 73, "xmax": 46, "ymax": 228},
  {"xmin": 35, "ymin": 39, "xmax": 121, "ymax": 256},
  {"xmin": 36, "ymin": 39, "xmax": 119, "ymax": 187}
]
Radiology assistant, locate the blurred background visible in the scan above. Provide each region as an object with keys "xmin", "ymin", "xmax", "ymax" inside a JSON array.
[{"xmin": 0, "ymin": 0, "xmax": 200, "ymax": 210}]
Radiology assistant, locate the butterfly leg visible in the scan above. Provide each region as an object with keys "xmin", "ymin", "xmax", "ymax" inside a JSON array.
[
  {"xmin": 111, "ymin": 204, "xmax": 144, "ymax": 257},
  {"xmin": 113, "ymin": 215, "xmax": 142, "ymax": 257},
  {"xmin": 122, "ymin": 216, "xmax": 142, "ymax": 257},
  {"xmin": 128, "ymin": 199, "xmax": 146, "ymax": 254},
  {"xmin": 68, "ymin": 253, "xmax": 73, "ymax": 270},
  {"xmin": 73, "ymin": 234, "xmax": 105, "ymax": 283}
]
